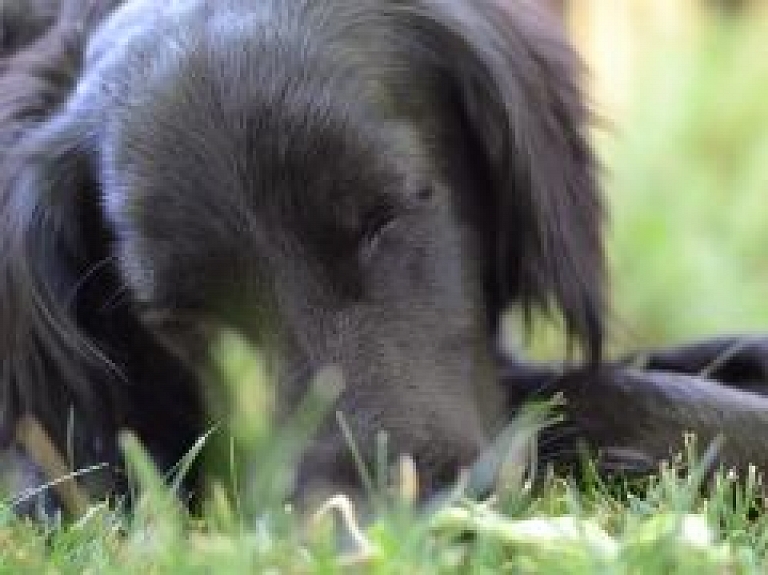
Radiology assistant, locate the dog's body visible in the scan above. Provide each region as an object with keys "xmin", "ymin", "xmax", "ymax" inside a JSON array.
[{"xmin": 1, "ymin": 0, "xmax": 768, "ymax": 510}]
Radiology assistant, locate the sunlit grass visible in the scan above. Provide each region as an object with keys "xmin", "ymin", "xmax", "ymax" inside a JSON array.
[
  {"xmin": 2, "ymin": 426, "xmax": 768, "ymax": 573},
  {"xmin": 2, "ymin": 331, "xmax": 767, "ymax": 573}
]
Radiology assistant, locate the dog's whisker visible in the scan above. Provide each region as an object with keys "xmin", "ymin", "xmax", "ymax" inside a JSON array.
[{"xmin": 66, "ymin": 254, "xmax": 117, "ymax": 305}]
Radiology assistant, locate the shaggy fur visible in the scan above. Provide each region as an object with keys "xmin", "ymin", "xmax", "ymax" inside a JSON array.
[
  {"xmin": 0, "ymin": 0, "xmax": 601, "ymax": 502},
  {"xmin": 3, "ymin": 0, "xmax": 768, "ymax": 511}
]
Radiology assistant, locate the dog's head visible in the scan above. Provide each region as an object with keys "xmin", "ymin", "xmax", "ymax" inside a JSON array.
[{"xmin": 2, "ymin": 0, "xmax": 602, "ymax": 494}]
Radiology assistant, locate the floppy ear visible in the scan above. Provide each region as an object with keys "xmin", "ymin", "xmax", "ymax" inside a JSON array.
[
  {"xmin": 409, "ymin": 0, "xmax": 604, "ymax": 359},
  {"xmin": 0, "ymin": 0, "xmax": 124, "ymax": 445},
  {"xmin": 0, "ymin": 112, "xmax": 115, "ymax": 446}
]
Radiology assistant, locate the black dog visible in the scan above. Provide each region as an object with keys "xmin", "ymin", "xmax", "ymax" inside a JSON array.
[{"xmin": 2, "ymin": 0, "xmax": 768, "ymax": 510}]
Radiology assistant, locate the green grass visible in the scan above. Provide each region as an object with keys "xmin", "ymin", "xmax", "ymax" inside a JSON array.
[
  {"xmin": 3, "ymin": 14, "xmax": 768, "ymax": 575},
  {"xmin": 4, "ymin": 341, "xmax": 768, "ymax": 574},
  {"xmin": 3, "ymin": 420, "xmax": 768, "ymax": 574}
]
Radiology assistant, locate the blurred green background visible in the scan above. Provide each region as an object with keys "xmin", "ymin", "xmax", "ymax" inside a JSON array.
[
  {"xmin": 607, "ymin": 15, "xmax": 768, "ymax": 349},
  {"xmin": 530, "ymin": 5, "xmax": 768, "ymax": 356}
]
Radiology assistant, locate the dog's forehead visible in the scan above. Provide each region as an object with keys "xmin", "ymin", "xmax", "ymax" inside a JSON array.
[
  {"xmin": 95, "ymin": 0, "xmax": 447, "ymax": 266},
  {"xmin": 102, "ymin": 63, "xmax": 436, "ymax": 312},
  {"xmin": 109, "ymin": 77, "xmax": 412, "ymax": 198},
  {"xmin": 107, "ymin": 50, "xmax": 433, "ymax": 209}
]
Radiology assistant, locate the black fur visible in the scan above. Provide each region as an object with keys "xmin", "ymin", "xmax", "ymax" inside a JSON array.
[
  {"xmin": 0, "ymin": 0, "xmax": 603, "ymax": 502},
  {"xmin": 14, "ymin": 0, "xmax": 768, "ymax": 509}
]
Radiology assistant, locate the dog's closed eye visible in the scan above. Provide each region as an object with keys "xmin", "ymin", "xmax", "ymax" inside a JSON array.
[
  {"xmin": 359, "ymin": 204, "xmax": 400, "ymax": 262},
  {"xmin": 359, "ymin": 183, "xmax": 439, "ymax": 261}
]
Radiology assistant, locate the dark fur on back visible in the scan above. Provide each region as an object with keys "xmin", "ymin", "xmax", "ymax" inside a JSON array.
[{"xmin": 0, "ymin": 0, "xmax": 602, "ymax": 502}]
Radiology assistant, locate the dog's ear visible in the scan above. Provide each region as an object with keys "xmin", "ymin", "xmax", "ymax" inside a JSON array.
[
  {"xmin": 0, "ymin": 2, "xmax": 122, "ymax": 443},
  {"xmin": 0, "ymin": 112, "xmax": 112, "ymax": 444},
  {"xmin": 406, "ymin": 0, "xmax": 604, "ymax": 358}
]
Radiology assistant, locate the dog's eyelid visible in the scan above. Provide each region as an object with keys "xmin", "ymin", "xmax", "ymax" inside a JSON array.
[
  {"xmin": 415, "ymin": 183, "xmax": 435, "ymax": 203},
  {"xmin": 361, "ymin": 204, "xmax": 398, "ymax": 241},
  {"xmin": 358, "ymin": 180, "xmax": 435, "ymax": 254},
  {"xmin": 358, "ymin": 203, "xmax": 400, "ymax": 262},
  {"xmin": 403, "ymin": 179, "xmax": 441, "ymax": 208}
]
